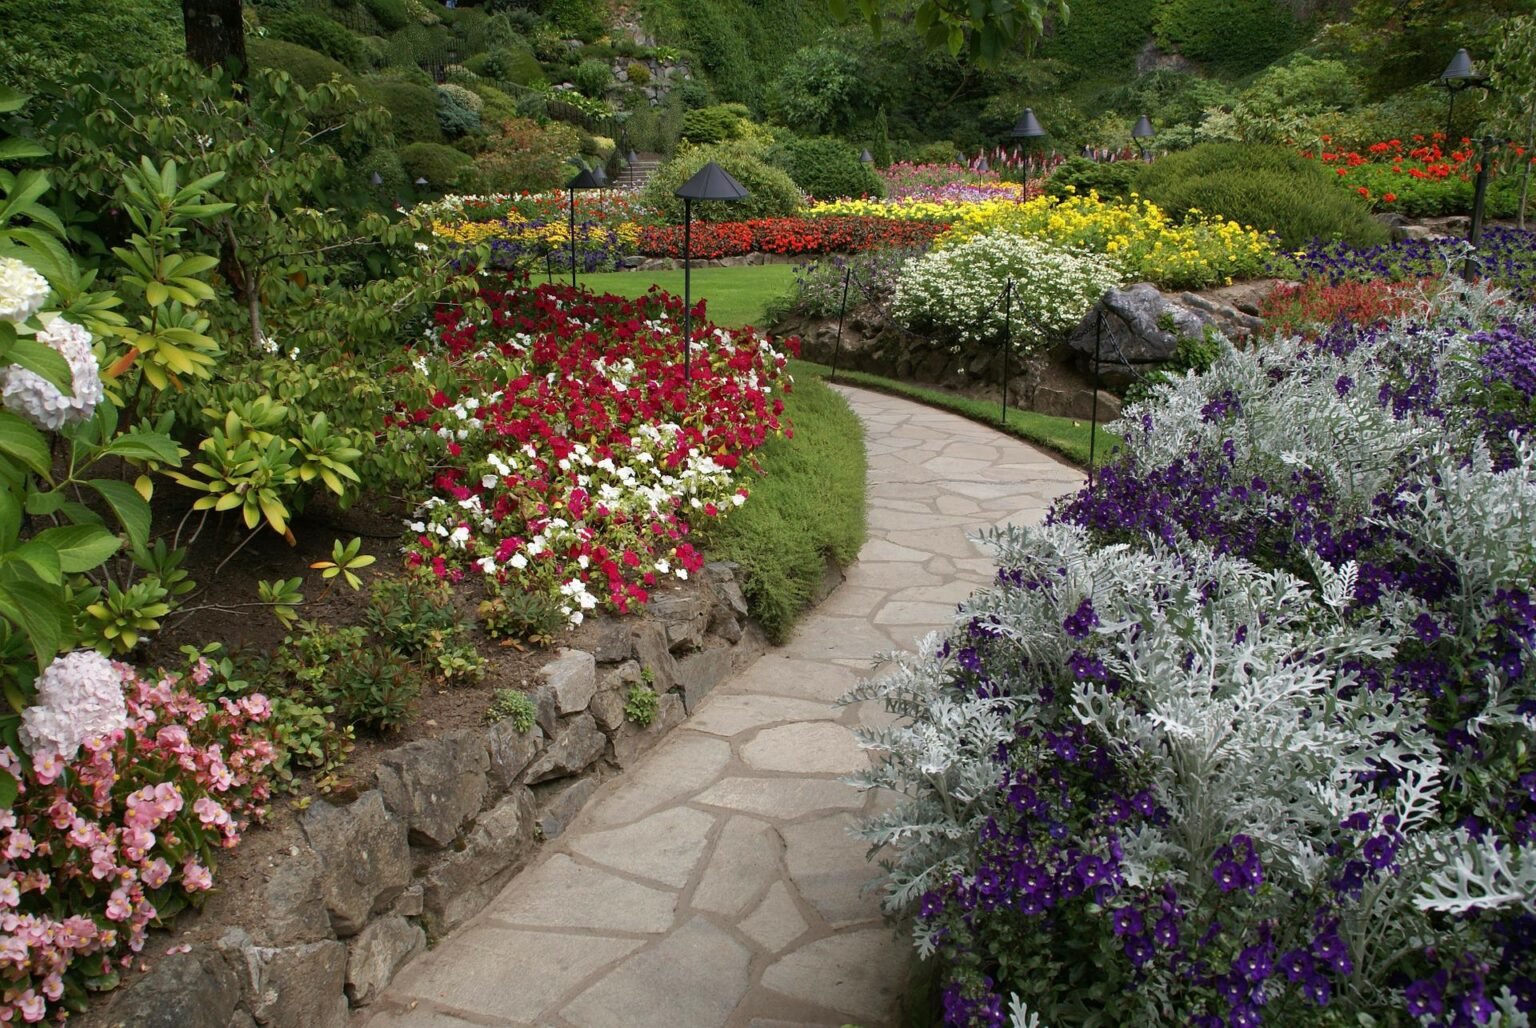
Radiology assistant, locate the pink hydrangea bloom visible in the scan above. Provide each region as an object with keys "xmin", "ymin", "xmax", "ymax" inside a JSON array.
[
  {"xmin": 19, "ymin": 652, "xmax": 128, "ymax": 765},
  {"xmin": 0, "ymin": 316, "xmax": 104, "ymax": 431}
]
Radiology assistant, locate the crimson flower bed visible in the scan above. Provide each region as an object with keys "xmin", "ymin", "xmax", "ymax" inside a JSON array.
[
  {"xmin": 392, "ymin": 283, "xmax": 798, "ymax": 623},
  {"xmin": 636, "ymin": 216, "xmax": 947, "ymax": 260}
]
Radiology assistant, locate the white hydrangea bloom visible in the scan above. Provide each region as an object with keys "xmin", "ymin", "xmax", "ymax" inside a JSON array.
[
  {"xmin": 0, "ymin": 316, "xmax": 105, "ymax": 431},
  {"xmin": 19, "ymin": 650, "xmax": 129, "ymax": 764},
  {"xmin": 0, "ymin": 257, "xmax": 50, "ymax": 324}
]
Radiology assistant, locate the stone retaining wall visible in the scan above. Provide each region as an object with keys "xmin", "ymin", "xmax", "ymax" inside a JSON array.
[{"xmin": 86, "ymin": 563, "xmax": 770, "ymax": 1028}]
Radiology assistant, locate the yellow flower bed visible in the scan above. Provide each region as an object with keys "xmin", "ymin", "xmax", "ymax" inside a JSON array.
[
  {"xmin": 431, "ymin": 219, "xmax": 642, "ymax": 251},
  {"xmin": 804, "ymin": 197, "xmax": 985, "ymax": 223},
  {"xmin": 937, "ymin": 192, "xmax": 1274, "ymax": 290}
]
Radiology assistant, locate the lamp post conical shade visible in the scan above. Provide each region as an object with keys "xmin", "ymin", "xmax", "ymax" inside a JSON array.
[
  {"xmin": 1441, "ymin": 48, "xmax": 1476, "ymax": 82},
  {"xmin": 1132, "ymin": 115, "xmax": 1154, "ymax": 139},
  {"xmin": 674, "ymin": 161, "xmax": 750, "ymax": 201},
  {"xmin": 673, "ymin": 162, "xmax": 750, "ymax": 384},
  {"xmin": 859, "ymin": 148, "xmax": 873, "ymax": 163},
  {"xmin": 1011, "ymin": 108, "xmax": 1045, "ymax": 138}
]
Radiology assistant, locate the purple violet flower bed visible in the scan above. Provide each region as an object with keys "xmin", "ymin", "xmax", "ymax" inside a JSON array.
[
  {"xmin": 1280, "ymin": 227, "xmax": 1536, "ymax": 303},
  {"xmin": 852, "ymin": 292, "xmax": 1536, "ymax": 1027}
]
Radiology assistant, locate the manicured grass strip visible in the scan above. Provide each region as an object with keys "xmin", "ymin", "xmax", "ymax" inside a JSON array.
[
  {"xmin": 693, "ymin": 375, "xmax": 867, "ymax": 644},
  {"xmin": 788, "ymin": 358, "xmax": 1121, "ymax": 469},
  {"xmin": 575, "ymin": 264, "xmax": 798, "ymax": 329}
]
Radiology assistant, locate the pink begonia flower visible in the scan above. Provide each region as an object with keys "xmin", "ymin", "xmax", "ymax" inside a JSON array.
[
  {"xmin": 30, "ymin": 751, "xmax": 63, "ymax": 785},
  {"xmin": 105, "ymin": 889, "xmax": 133, "ymax": 921},
  {"xmin": 0, "ymin": 935, "xmax": 27, "ymax": 965},
  {"xmin": 2, "ymin": 830, "xmax": 34, "ymax": 861},
  {"xmin": 0, "ymin": 875, "xmax": 19, "ymax": 909},
  {"xmin": 181, "ymin": 861, "xmax": 213, "ymax": 892},
  {"xmin": 19, "ymin": 651, "xmax": 127, "ymax": 765},
  {"xmin": 141, "ymin": 858, "xmax": 172, "ymax": 890},
  {"xmin": 40, "ymin": 974, "xmax": 62, "ymax": 1002},
  {"xmin": 193, "ymin": 796, "xmax": 230, "ymax": 827},
  {"xmin": 15, "ymin": 988, "xmax": 45, "ymax": 1022}
]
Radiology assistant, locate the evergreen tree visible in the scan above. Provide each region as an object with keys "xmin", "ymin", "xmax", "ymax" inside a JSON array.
[{"xmin": 873, "ymin": 105, "xmax": 892, "ymax": 169}]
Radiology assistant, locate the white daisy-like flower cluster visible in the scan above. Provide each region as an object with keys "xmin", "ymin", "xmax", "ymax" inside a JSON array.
[
  {"xmin": 0, "ymin": 315, "xmax": 105, "ymax": 430},
  {"xmin": 19, "ymin": 650, "xmax": 129, "ymax": 764},
  {"xmin": 0, "ymin": 256, "xmax": 50, "ymax": 324}
]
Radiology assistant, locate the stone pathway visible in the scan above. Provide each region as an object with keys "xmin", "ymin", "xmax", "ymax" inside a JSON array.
[{"xmin": 358, "ymin": 387, "xmax": 1085, "ymax": 1028}]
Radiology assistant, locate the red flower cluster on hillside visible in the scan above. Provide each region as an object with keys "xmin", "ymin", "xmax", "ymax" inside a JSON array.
[
  {"xmin": 392, "ymin": 283, "xmax": 798, "ymax": 621},
  {"xmin": 1259, "ymin": 277, "xmax": 1433, "ymax": 338},
  {"xmin": 637, "ymin": 216, "xmax": 948, "ymax": 260}
]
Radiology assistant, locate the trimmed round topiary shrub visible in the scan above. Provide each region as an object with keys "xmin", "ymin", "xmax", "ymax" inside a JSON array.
[
  {"xmin": 362, "ymin": 0, "xmax": 409, "ymax": 31},
  {"xmin": 767, "ymin": 136, "xmax": 883, "ymax": 200},
  {"xmin": 1136, "ymin": 143, "xmax": 1389, "ymax": 250},
  {"xmin": 626, "ymin": 61, "xmax": 652, "ymax": 86},
  {"xmin": 640, "ymin": 142, "xmax": 804, "ymax": 224},
  {"xmin": 436, "ymin": 82, "xmax": 483, "ymax": 138},
  {"xmin": 1044, "ymin": 156, "xmax": 1140, "ymax": 201},
  {"xmin": 680, "ymin": 105, "xmax": 747, "ymax": 145},
  {"xmin": 398, "ymin": 141, "xmax": 474, "ymax": 190},
  {"xmin": 246, "ymin": 37, "xmax": 353, "ymax": 89},
  {"xmin": 261, "ymin": 11, "xmax": 373, "ymax": 70},
  {"xmin": 570, "ymin": 58, "xmax": 613, "ymax": 98},
  {"xmin": 366, "ymin": 78, "xmax": 444, "ymax": 144}
]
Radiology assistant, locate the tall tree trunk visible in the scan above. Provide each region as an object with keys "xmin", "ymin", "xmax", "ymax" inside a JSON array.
[{"xmin": 182, "ymin": 0, "xmax": 247, "ymax": 76}]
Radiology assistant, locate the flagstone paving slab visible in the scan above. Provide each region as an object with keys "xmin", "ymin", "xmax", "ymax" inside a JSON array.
[
  {"xmin": 567, "ymin": 807, "xmax": 716, "ymax": 888},
  {"xmin": 358, "ymin": 387, "xmax": 1084, "ymax": 1027},
  {"xmin": 561, "ymin": 917, "xmax": 753, "ymax": 1028},
  {"xmin": 740, "ymin": 722, "xmax": 868, "ymax": 775}
]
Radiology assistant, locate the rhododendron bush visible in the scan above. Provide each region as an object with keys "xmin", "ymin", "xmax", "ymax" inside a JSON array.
[
  {"xmin": 400, "ymin": 283, "xmax": 796, "ymax": 623},
  {"xmin": 850, "ymin": 286, "xmax": 1536, "ymax": 1026},
  {"xmin": 0, "ymin": 653, "xmax": 275, "ymax": 1022}
]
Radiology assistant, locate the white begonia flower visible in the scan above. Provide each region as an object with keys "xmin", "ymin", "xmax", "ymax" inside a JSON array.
[
  {"xmin": 482, "ymin": 474, "xmax": 499, "ymax": 490},
  {"xmin": 19, "ymin": 650, "xmax": 128, "ymax": 764},
  {"xmin": 0, "ymin": 257, "xmax": 50, "ymax": 324},
  {"xmin": 0, "ymin": 316, "xmax": 105, "ymax": 431},
  {"xmin": 509, "ymin": 553, "xmax": 529, "ymax": 570}
]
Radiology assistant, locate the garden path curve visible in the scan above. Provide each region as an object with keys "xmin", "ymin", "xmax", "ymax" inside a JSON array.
[{"xmin": 357, "ymin": 386, "xmax": 1085, "ymax": 1028}]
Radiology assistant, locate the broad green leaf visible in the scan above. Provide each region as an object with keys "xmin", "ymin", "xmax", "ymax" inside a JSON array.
[
  {"xmin": 5, "ymin": 540, "xmax": 60, "ymax": 583},
  {"xmin": 33, "ymin": 524, "xmax": 121, "ymax": 573},
  {"xmin": 0, "ymin": 138, "xmax": 48, "ymax": 161},
  {"xmin": 0, "ymin": 85, "xmax": 27, "ymax": 114},
  {"xmin": 102, "ymin": 430, "xmax": 183, "ymax": 466},
  {"xmin": 88, "ymin": 478, "xmax": 151, "ymax": 552},
  {"xmin": 0, "ymin": 484, "xmax": 19, "ymax": 547},
  {"xmin": 6, "ymin": 336, "xmax": 74, "ymax": 396},
  {"xmin": 0, "ymin": 578, "xmax": 67, "ymax": 667},
  {"xmin": 0, "ymin": 411, "xmax": 51, "ymax": 477},
  {"xmin": 0, "ymin": 768, "xmax": 16, "ymax": 808},
  {"xmin": 23, "ymin": 488, "xmax": 64, "ymax": 516}
]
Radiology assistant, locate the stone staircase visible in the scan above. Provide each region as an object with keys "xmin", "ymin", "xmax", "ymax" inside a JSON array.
[{"xmin": 616, "ymin": 151, "xmax": 661, "ymax": 191}]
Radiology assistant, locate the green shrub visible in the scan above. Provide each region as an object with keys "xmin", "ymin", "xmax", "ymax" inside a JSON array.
[
  {"xmin": 361, "ymin": 0, "xmax": 409, "ymax": 29},
  {"xmin": 1037, "ymin": 0, "xmax": 1157, "ymax": 73},
  {"xmin": 0, "ymin": 0, "xmax": 182, "ymax": 85},
  {"xmin": 436, "ymin": 82, "xmax": 483, "ymax": 138},
  {"xmin": 487, "ymin": 689, "xmax": 537, "ymax": 732},
  {"xmin": 910, "ymin": 140, "xmax": 960, "ymax": 164},
  {"xmin": 768, "ymin": 136, "xmax": 882, "ymax": 200},
  {"xmin": 545, "ymin": 0, "xmax": 606, "ymax": 38},
  {"xmin": 680, "ymin": 104, "xmax": 749, "ymax": 145},
  {"xmin": 398, "ymin": 141, "xmax": 474, "ymax": 188},
  {"xmin": 469, "ymin": 83, "xmax": 519, "ymax": 127},
  {"xmin": 367, "ymin": 78, "xmax": 443, "ymax": 143},
  {"xmin": 362, "ymin": 146, "xmax": 409, "ymax": 199},
  {"xmin": 263, "ymin": 11, "xmax": 373, "ymax": 69},
  {"xmin": 641, "ymin": 141, "xmax": 803, "ymax": 224},
  {"xmin": 1153, "ymin": 0, "xmax": 1303, "ymax": 77},
  {"xmin": 1136, "ymin": 143, "xmax": 1390, "ymax": 249},
  {"xmin": 767, "ymin": 44, "xmax": 869, "ymax": 136},
  {"xmin": 1044, "ymin": 157, "xmax": 1140, "ymax": 201},
  {"xmin": 571, "ymin": 57, "xmax": 613, "ymax": 97},
  {"xmin": 469, "ymin": 116, "xmax": 584, "ymax": 193},
  {"xmin": 624, "ymin": 684, "xmax": 660, "ymax": 726},
  {"xmin": 247, "ymin": 37, "xmax": 353, "ymax": 89},
  {"xmin": 626, "ymin": 61, "xmax": 652, "ymax": 86},
  {"xmin": 466, "ymin": 44, "xmax": 546, "ymax": 87}
]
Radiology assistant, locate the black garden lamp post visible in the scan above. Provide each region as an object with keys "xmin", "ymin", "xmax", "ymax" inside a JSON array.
[
  {"xmin": 566, "ymin": 167, "xmax": 603, "ymax": 289},
  {"xmin": 1464, "ymin": 134, "xmax": 1500, "ymax": 281},
  {"xmin": 1011, "ymin": 108, "xmax": 1046, "ymax": 191},
  {"xmin": 859, "ymin": 148, "xmax": 874, "ymax": 164},
  {"xmin": 1439, "ymin": 48, "xmax": 1486, "ymax": 144},
  {"xmin": 673, "ymin": 161, "xmax": 749, "ymax": 382},
  {"xmin": 1132, "ymin": 115, "xmax": 1154, "ymax": 161}
]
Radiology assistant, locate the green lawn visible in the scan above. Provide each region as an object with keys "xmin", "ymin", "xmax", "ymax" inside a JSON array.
[
  {"xmin": 575, "ymin": 264, "xmax": 798, "ymax": 329},
  {"xmin": 789, "ymin": 358, "xmax": 1121, "ymax": 470}
]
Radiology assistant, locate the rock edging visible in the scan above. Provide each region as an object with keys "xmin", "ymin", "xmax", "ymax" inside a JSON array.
[{"xmin": 85, "ymin": 562, "xmax": 770, "ymax": 1028}]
